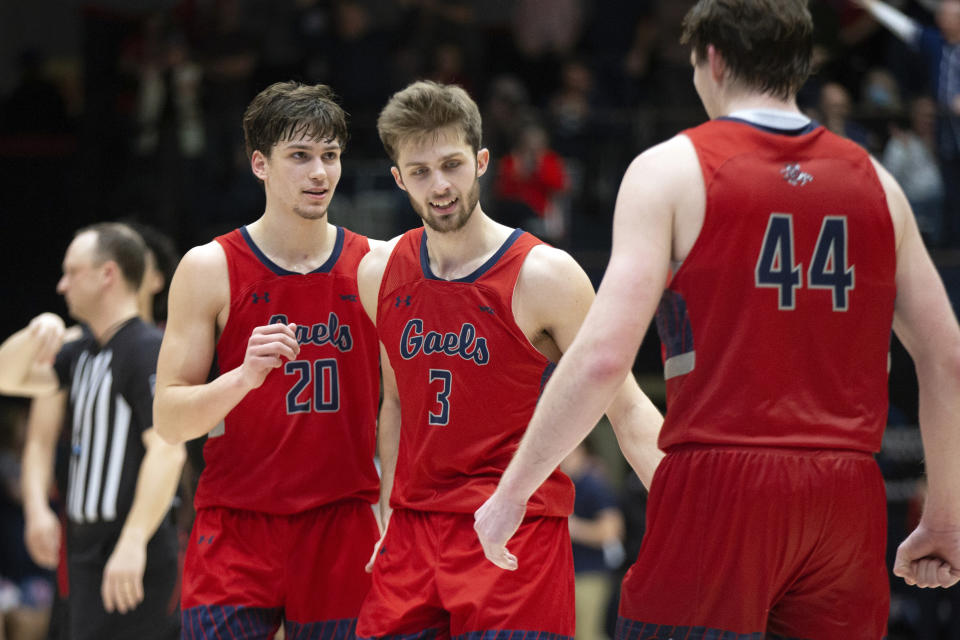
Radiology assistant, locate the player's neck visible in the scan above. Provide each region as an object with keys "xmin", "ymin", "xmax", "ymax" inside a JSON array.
[
  {"xmin": 246, "ymin": 212, "xmax": 337, "ymax": 273},
  {"xmin": 719, "ymin": 92, "xmax": 801, "ymax": 119},
  {"xmin": 422, "ymin": 207, "xmax": 512, "ymax": 281}
]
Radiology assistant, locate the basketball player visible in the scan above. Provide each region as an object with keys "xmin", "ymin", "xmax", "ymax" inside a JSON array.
[
  {"xmin": 475, "ymin": 1, "xmax": 960, "ymax": 638},
  {"xmin": 153, "ymin": 81, "xmax": 381, "ymax": 639},
  {"xmin": 0, "ymin": 222, "xmax": 184, "ymax": 640},
  {"xmin": 355, "ymin": 80, "xmax": 663, "ymax": 640}
]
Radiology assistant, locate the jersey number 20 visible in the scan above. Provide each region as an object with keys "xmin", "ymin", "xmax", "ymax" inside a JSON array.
[
  {"xmin": 755, "ymin": 213, "xmax": 855, "ymax": 311},
  {"xmin": 285, "ymin": 359, "xmax": 340, "ymax": 414}
]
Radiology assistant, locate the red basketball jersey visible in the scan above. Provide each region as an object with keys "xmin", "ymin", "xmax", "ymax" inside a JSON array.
[
  {"xmin": 377, "ymin": 228, "xmax": 574, "ymax": 517},
  {"xmin": 656, "ymin": 118, "xmax": 897, "ymax": 452},
  {"xmin": 193, "ymin": 226, "xmax": 380, "ymax": 513}
]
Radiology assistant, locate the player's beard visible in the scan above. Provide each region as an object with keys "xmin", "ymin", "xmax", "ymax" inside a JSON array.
[{"xmin": 410, "ymin": 177, "xmax": 480, "ymax": 233}]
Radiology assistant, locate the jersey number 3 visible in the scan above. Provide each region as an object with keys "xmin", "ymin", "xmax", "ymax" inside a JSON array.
[
  {"xmin": 285, "ymin": 359, "xmax": 340, "ymax": 414},
  {"xmin": 755, "ymin": 213, "xmax": 855, "ymax": 311},
  {"xmin": 428, "ymin": 369, "xmax": 451, "ymax": 426}
]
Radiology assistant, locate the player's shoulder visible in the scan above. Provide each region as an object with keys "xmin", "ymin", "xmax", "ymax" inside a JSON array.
[
  {"xmin": 363, "ymin": 236, "xmax": 393, "ymax": 254},
  {"xmin": 172, "ymin": 240, "xmax": 228, "ymax": 285},
  {"xmin": 518, "ymin": 243, "xmax": 591, "ymax": 297},
  {"xmin": 356, "ymin": 234, "xmax": 405, "ymax": 296},
  {"xmin": 180, "ymin": 239, "xmax": 228, "ymax": 271},
  {"xmin": 523, "ymin": 243, "xmax": 582, "ymax": 277},
  {"xmin": 865, "ymin": 155, "xmax": 909, "ymax": 247},
  {"xmin": 360, "ymin": 234, "xmax": 404, "ymax": 271},
  {"xmin": 635, "ymin": 133, "xmax": 698, "ymax": 170},
  {"xmin": 166, "ymin": 240, "xmax": 230, "ymax": 315}
]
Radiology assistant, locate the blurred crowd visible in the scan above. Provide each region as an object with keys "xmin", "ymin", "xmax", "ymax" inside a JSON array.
[{"xmin": 3, "ymin": 0, "xmax": 956, "ymax": 257}]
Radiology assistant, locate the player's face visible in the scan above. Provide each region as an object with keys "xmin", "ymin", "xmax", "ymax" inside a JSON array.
[
  {"xmin": 252, "ymin": 136, "xmax": 343, "ymax": 221},
  {"xmin": 391, "ymin": 128, "xmax": 489, "ymax": 233},
  {"xmin": 57, "ymin": 232, "xmax": 107, "ymax": 322}
]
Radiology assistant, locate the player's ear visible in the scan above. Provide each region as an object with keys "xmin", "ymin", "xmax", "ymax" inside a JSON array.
[
  {"xmin": 707, "ymin": 44, "xmax": 727, "ymax": 85},
  {"xmin": 250, "ymin": 150, "xmax": 269, "ymax": 181},
  {"xmin": 391, "ymin": 166, "xmax": 407, "ymax": 192},
  {"xmin": 476, "ymin": 148, "xmax": 490, "ymax": 178}
]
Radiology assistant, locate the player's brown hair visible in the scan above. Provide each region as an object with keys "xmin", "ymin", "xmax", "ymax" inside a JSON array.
[
  {"xmin": 376, "ymin": 80, "xmax": 482, "ymax": 165},
  {"xmin": 681, "ymin": 0, "xmax": 813, "ymax": 100},
  {"xmin": 242, "ymin": 81, "xmax": 349, "ymax": 159}
]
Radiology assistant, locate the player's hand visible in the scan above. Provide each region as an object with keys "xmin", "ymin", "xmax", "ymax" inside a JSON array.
[
  {"xmin": 240, "ymin": 323, "xmax": 300, "ymax": 389},
  {"xmin": 27, "ymin": 312, "xmax": 66, "ymax": 365},
  {"xmin": 365, "ymin": 520, "xmax": 389, "ymax": 573},
  {"xmin": 24, "ymin": 505, "xmax": 61, "ymax": 569},
  {"xmin": 894, "ymin": 522, "xmax": 960, "ymax": 588},
  {"xmin": 474, "ymin": 491, "xmax": 526, "ymax": 571},
  {"xmin": 102, "ymin": 534, "xmax": 147, "ymax": 614}
]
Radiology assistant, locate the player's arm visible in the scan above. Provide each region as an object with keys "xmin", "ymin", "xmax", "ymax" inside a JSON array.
[
  {"xmin": 153, "ymin": 242, "xmax": 300, "ymax": 444},
  {"xmin": 101, "ymin": 426, "xmax": 186, "ymax": 614},
  {"xmin": 21, "ymin": 390, "xmax": 67, "ymax": 569},
  {"xmin": 852, "ymin": 0, "xmax": 921, "ymax": 43},
  {"xmin": 875, "ymin": 159, "xmax": 960, "ymax": 589},
  {"xmin": 514, "ymin": 244, "xmax": 664, "ymax": 488},
  {"xmin": 357, "ymin": 238, "xmax": 401, "ymax": 570},
  {"xmin": 475, "ymin": 136, "xmax": 687, "ymax": 570},
  {"xmin": 0, "ymin": 312, "xmax": 66, "ymax": 396}
]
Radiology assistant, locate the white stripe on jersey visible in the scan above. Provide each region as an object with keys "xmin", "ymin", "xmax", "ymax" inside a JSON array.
[{"xmin": 101, "ymin": 394, "xmax": 132, "ymax": 522}]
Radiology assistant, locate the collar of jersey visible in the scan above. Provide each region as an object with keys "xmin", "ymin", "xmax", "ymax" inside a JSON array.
[
  {"xmin": 420, "ymin": 227, "xmax": 524, "ymax": 283},
  {"xmin": 720, "ymin": 109, "xmax": 818, "ymax": 136},
  {"xmin": 240, "ymin": 225, "xmax": 344, "ymax": 275}
]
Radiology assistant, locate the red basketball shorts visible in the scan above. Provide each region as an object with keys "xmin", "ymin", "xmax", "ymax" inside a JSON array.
[
  {"xmin": 617, "ymin": 445, "xmax": 889, "ymax": 640},
  {"xmin": 182, "ymin": 499, "xmax": 379, "ymax": 638},
  {"xmin": 356, "ymin": 508, "xmax": 575, "ymax": 640}
]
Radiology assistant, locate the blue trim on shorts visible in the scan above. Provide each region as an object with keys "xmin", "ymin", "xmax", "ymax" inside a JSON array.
[
  {"xmin": 357, "ymin": 629, "xmax": 439, "ymax": 640},
  {"xmin": 286, "ymin": 618, "xmax": 358, "ymax": 640},
  {"xmin": 616, "ymin": 617, "xmax": 767, "ymax": 640},
  {"xmin": 453, "ymin": 631, "xmax": 573, "ymax": 640},
  {"xmin": 615, "ymin": 617, "xmax": 886, "ymax": 640},
  {"xmin": 182, "ymin": 605, "xmax": 282, "ymax": 640}
]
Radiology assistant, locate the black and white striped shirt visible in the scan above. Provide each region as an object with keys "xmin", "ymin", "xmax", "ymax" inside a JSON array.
[{"xmin": 54, "ymin": 318, "xmax": 162, "ymax": 530}]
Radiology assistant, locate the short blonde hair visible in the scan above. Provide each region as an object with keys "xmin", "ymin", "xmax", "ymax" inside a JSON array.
[{"xmin": 377, "ymin": 80, "xmax": 482, "ymax": 165}]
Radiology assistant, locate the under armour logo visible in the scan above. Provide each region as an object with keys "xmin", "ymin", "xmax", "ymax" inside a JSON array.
[
  {"xmin": 340, "ymin": 294, "xmax": 358, "ymax": 302},
  {"xmin": 252, "ymin": 292, "xmax": 270, "ymax": 304},
  {"xmin": 478, "ymin": 306, "xmax": 495, "ymax": 315},
  {"xmin": 395, "ymin": 296, "xmax": 412, "ymax": 307},
  {"xmin": 780, "ymin": 163, "xmax": 813, "ymax": 186}
]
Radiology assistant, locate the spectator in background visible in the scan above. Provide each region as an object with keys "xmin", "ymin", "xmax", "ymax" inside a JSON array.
[
  {"xmin": 817, "ymin": 81, "xmax": 879, "ymax": 150},
  {"xmin": 883, "ymin": 95, "xmax": 945, "ymax": 247},
  {"xmin": 1, "ymin": 396, "xmax": 52, "ymax": 640},
  {"xmin": 481, "ymin": 74, "xmax": 532, "ymax": 160},
  {"xmin": 493, "ymin": 118, "xmax": 569, "ymax": 243},
  {"xmin": 854, "ymin": 0, "xmax": 960, "ymax": 245},
  {"xmin": 861, "ymin": 66, "xmax": 903, "ymax": 116},
  {"xmin": 560, "ymin": 441, "xmax": 625, "ymax": 640},
  {"xmin": 0, "ymin": 50, "xmax": 71, "ymax": 135},
  {"xmin": 548, "ymin": 58, "xmax": 596, "ymax": 158},
  {"xmin": 510, "ymin": 0, "xmax": 584, "ymax": 98},
  {"xmin": 427, "ymin": 42, "xmax": 475, "ymax": 96}
]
